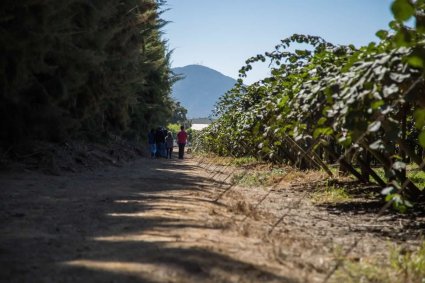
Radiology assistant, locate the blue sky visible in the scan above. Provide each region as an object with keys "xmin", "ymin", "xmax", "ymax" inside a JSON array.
[{"xmin": 163, "ymin": 0, "xmax": 395, "ymax": 84}]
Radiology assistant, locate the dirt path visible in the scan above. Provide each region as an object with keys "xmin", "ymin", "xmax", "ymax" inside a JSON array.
[
  {"xmin": 0, "ymin": 156, "xmax": 295, "ymax": 282},
  {"xmin": 0, "ymin": 156, "xmax": 423, "ymax": 282}
]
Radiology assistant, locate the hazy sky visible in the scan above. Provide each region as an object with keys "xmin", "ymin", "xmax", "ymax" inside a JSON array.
[{"xmin": 163, "ymin": 0, "xmax": 394, "ymax": 84}]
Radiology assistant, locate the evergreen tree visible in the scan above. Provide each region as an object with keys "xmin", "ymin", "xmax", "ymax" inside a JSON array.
[{"xmin": 0, "ymin": 0, "xmax": 175, "ymax": 145}]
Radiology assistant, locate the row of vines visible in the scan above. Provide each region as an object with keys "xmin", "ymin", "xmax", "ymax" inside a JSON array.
[{"xmin": 194, "ymin": 0, "xmax": 425, "ymax": 208}]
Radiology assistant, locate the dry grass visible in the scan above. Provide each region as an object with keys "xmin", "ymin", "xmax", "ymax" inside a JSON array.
[
  {"xmin": 332, "ymin": 242, "xmax": 425, "ymax": 283},
  {"xmin": 230, "ymin": 167, "xmax": 287, "ymax": 188},
  {"xmin": 283, "ymin": 169, "xmax": 328, "ymax": 183},
  {"xmin": 239, "ymin": 222, "xmax": 252, "ymax": 237},
  {"xmin": 228, "ymin": 200, "xmax": 256, "ymax": 216},
  {"xmin": 311, "ymin": 186, "xmax": 351, "ymax": 204}
]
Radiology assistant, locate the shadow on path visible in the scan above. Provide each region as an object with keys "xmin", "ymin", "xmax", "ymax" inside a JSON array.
[{"xmin": 0, "ymin": 157, "xmax": 295, "ymax": 282}]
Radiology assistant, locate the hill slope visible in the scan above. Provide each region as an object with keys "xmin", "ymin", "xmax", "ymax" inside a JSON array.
[{"xmin": 171, "ymin": 65, "xmax": 237, "ymax": 118}]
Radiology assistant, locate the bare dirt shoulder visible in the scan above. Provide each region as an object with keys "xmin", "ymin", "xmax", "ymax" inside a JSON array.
[{"xmin": 0, "ymin": 155, "xmax": 423, "ymax": 282}]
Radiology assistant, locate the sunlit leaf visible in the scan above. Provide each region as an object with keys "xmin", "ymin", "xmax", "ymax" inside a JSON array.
[
  {"xmin": 392, "ymin": 161, "xmax": 406, "ymax": 171},
  {"xmin": 389, "ymin": 72, "xmax": 411, "ymax": 83},
  {"xmin": 383, "ymin": 84, "xmax": 399, "ymax": 98},
  {"xmin": 368, "ymin": 121, "xmax": 381, "ymax": 132},
  {"xmin": 381, "ymin": 106, "xmax": 394, "ymax": 115},
  {"xmin": 407, "ymin": 55, "xmax": 424, "ymax": 68},
  {"xmin": 313, "ymin": 127, "xmax": 333, "ymax": 138},
  {"xmin": 317, "ymin": 117, "xmax": 327, "ymax": 126},
  {"xmin": 381, "ymin": 186, "xmax": 395, "ymax": 195},
  {"xmin": 371, "ymin": 100, "xmax": 384, "ymax": 110},
  {"xmin": 369, "ymin": 139, "xmax": 384, "ymax": 150}
]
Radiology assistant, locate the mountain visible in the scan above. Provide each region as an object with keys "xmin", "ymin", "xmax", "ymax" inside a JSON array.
[{"xmin": 171, "ymin": 65, "xmax": 237, "ymax": 118}]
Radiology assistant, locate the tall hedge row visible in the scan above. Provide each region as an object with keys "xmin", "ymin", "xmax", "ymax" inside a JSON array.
[{"xmin": 0, "ymin": 0, "xmax": 174, "ymax": 145}]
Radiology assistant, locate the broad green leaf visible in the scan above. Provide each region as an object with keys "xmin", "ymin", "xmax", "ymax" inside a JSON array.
[
  {"xmin": 317, "ymin": 117, "xmax": 327, "ymax": 126},
  {"xmin": 295, "ymin": 49, "xmax": 308, "ymax": 56},
  {"xmin": 376, "ymin": 30, "xmax": 388, "ymax": 40},
  {"xmin": 389, "ymin": 20, "xmax": 399, "ymax": 30},
  {"xmin": 407, "ymin": 55, "xmax": 424, "ymax": 68},
  {"xmin": 414, "ymin": 108, "xmax": 425, "ymax": 129},
  {"xmin": 371, "ymin": 100, "xmax": 384, "ymax": 110},
  {"xmin": 391, "ymin": 0, "xmax": 415, "ymax": 22},
  {"xmin": 385, "ymin": 194, "xmax": 394, "ymax": 202},
  {"xmin": 313, "ymin": 127, "xmax": 333, "ymax": 138},
  {"xmin": 394, "ymin": 30, "xmax": 408, "ymax": 46},
  {"xmin": 338, "ymin": 135, "xmax": 352, "ymax": 148},
  {"xmin": 419, "ymin": 131, "xmax": 425, "ymax": 148}
]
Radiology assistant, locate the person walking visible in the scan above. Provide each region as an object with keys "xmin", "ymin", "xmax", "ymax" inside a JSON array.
[
  {"xmin": 165, "ymin": 131, "xmax": 174, "ymax": 159},
  {"xmin": 154, "ymin": 127, "xmax": 165, "ymax": 158},
  {"xmin": 147, "ymin": 129, "xmax": 156, "ymax": 158},
  {"xmin": 161, "ymin": 127, "xmax": 168, "ymax": 157},
  {"xmin": 177, "ymin": 125, "xmax": 188, "ymax": 159}
]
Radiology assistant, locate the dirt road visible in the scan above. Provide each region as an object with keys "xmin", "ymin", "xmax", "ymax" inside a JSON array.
[
  {"xmin": 1, "ymin": 156, "xmax": 423, "ymax": 282},
  {"xmin": 0, "ymin": 157, "xmax": 299, "ymax": 283}
]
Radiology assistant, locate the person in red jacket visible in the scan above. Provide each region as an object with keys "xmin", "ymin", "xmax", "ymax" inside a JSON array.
[{"xmin": 177, "ymin": 125, "xmax": 188, "ymax": 159}]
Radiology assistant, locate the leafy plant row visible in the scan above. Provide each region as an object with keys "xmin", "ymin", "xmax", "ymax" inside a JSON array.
[{"xmin": 194, "ymin": 0, "xmax": 425, "ymax": 208}]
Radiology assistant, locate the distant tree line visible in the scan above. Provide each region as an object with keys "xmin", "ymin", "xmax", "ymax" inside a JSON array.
[{"xmin": 0, "ymin": 0, "xmax": 180, "ymax": 147}]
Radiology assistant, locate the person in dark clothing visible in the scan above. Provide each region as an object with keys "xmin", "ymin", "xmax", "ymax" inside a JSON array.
[
  {"xmin": 161, "ymin": 127, "xmax": 168, "ymax": 157},
  {"xmin": 148, "ymin": 129, "xmax": 156, "ymax": 158},
  {"xmin": 154, "ymin": 127, "xmax": 165, "ymax": 158}
]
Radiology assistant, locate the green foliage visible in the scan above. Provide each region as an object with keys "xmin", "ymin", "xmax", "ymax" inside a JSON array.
[
  {"xmin": 186, "ymin": 128, "xmax": 194, "ymax": 143},
  {"xmin": 166, "ymin": 123, "xmax": 181, "ymax": 135},
  {"xmin": 168, "ymin": 100, "xmax": 188, "ymax": 126},
  {"xmin": 391, "ymin": 0, "xmax": 415, "ymax": 22},
  {"xmin": 420, "ymin": 132, "xmax": 425, "ymax": 148},
  {"xmin": 230, "ymin": 156, "xmax": 260, "ymax": 167},
  {"xmin": 0, "ymin": 0, "xmax": 176, "ymax": 145},
  {"xmin": 194, "ymin": 1, "xmax": 425, "ymax": 206},
  {"xmin": 408, "ymin": 165, "xmax": 425, "ymax": 189},
  {"xmin": 382, "ymin": 187, "xmax": 414, "ymax": 213}
]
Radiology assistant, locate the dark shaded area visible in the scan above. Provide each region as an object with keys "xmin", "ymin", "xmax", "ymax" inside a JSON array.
[
  {"xmin": 0, "ymin": 140, "xmax": 145, "ymax": 175},
  {"xmin": 0, "ymin": 158, "xmax": 295, "ymax": 282},
  {"xmin": 0, "ymin": 0, "xmax": 175, "ymax": 147},
  {"xmin": 313, "ymin": 180, "xmax": 425, "ymax": 241}
]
